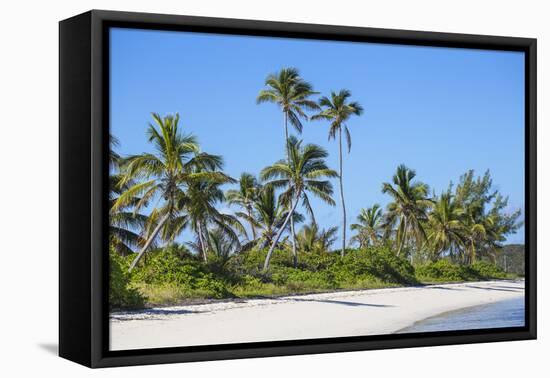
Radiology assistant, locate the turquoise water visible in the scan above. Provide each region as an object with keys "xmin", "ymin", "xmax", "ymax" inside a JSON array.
[{"xmin": 399, "ymin": 297, "xmax": 525, "ymax": 333}]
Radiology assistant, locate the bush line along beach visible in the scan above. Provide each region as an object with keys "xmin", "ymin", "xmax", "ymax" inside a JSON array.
[{"xmin": 109, "ymin": 67, "xmax": 523, "ymax": 309}]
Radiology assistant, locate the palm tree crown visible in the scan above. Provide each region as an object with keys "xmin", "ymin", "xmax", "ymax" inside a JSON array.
[
  {"xmin": 296, "ymin": 222, "xmax": 338, "ymax": 254},
  {"xmin": 237, "ymin": 185, "xmax": 304, "ymax": 251},
  {"xmin": 226, "ymin": 173, "xmax": 260, "ymax": 240},
  {"xmin": 257, "ymin": 67, "xmax": 319, "ymax": 134},
  {"xmin": 351, "ymin": 204, "xmax": 384, "ymax": 248},
  {"xmin": 427, "ymin": 192, "xmax": 466, "ymax": 261}
]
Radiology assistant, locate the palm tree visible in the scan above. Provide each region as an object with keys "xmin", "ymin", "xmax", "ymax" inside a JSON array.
[
  {"xmin": 114, "ymin": 113, "xmax": 229, "ymax": 271},
  {"xmin": 187, "ymin": 226, "xmax": 240, "ymax": 272},
  {"xmin": 312, "ymin": 89, "xmax": 363, "ymax": 257},
  {"xmin": 296, "ymin": 222, "xmax": 338, "ymax": 253},
  {"xmin": 226, "ymin": 173, "xmax": 260, "ymax": 240},
  {"xmin": 462, "ymin": 201, "xmax": 503, "ymax": 264},
  {"xmin": 257, "ymin": 68, "xmax": 319, "ymax": 265},
  {"xmin": 109, "ymin": 135, "xmax": 150, "ymax": 256},
  {"xmin": 178, "ymin": 173, "xmax": 245, "ymax": 262},
  {"xmin": 237, "ymin": 185, "xmax": 303, "ymax": 251},
  {"xmin": 350, "ymin": 204, "xmax": 384, "ymax": 248},
  {"xmin": 427, "ymin": 192, "xmax": 466, "ymax": 261},
  {"xmin": 109, "ymin": 174, "xmax": 150, "ymax": 256},
  {"xmin": 382, "ymin": 165, "xmax": 432, "ymax": 258},
  {"xmin": 260, "ymin": 136, "xmax": 337, "ymax": 270}
]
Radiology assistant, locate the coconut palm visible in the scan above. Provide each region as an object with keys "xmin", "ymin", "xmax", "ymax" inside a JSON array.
[
  {"xmin": 462, "ymin": 201, "xmax": 504, "ymax": 264},
  {"xmin": 312, "ymin": 89, "xmax": 363, "ymax": 257},
  {"xmin": 109, "ymin": 174, "xmax": 150, "ymax": 256},
  {"xmin": 114, "ymin": 113, "xmax": 230, "ymax": 271},
  {"xmin": 226, "ymin": 173, "xmax": 260, "ymax": 240},
  {"xmin": 187, "ymin": 226, "xmax": 240, "ymax": 273},
  {"xmin": 257, "ymin": 68, "xmax": 320, "ymax": 265},
  {"xmin": 382, "ymin": 165, "xmax": 432, "ymax": 257},
  {"xmin": 427, "ymin": 192, "xmax": 466, "ymax": 261},
  {"xmin": 109, "ymin": 135, "xmax": 149, "ymax": 256},
  {"xmin": 238, "ymin": 184, "xmax": 304, "ymax": 252},
  {"xmin": 178, "ymin": 173, "xmax": 245, "ymax": 262},
  {"xmin": 260, "ymin": 136, "xmax": 337, "ymax": 270},
  {"xmin": 350, "ymin": 204, "xmax": 384, "ymax": 248},
  {"xmin": 295, "ymin": 222, "xmax": 338, "ymax": 254}
]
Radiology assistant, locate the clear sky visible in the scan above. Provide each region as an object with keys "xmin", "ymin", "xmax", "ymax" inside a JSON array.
[{"xmin": 110, "ymin": 27, "xmax": 525, "ymax": 245}]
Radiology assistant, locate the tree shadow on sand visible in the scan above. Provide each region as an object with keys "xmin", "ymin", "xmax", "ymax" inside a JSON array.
[{"xmin": 287, "ymin": 298, "xmax": 393, "ymax": 307}]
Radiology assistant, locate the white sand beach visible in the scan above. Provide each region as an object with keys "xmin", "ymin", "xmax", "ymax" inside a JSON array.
[{"xmin": 110, "ymin": 280, "xmax": 524, "ymax": 351}]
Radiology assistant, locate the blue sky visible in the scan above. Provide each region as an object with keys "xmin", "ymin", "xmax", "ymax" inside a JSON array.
[{"xmin": 110, "ymin": 27, "xmax": 525, "ymax": 245}]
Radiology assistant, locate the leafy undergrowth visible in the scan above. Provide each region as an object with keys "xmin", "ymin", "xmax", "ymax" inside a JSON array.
[
  {"xmin": 415, "ymin": 259, "xmax": 512, "ymax": 283},
  {"xmin": 110, "ymin": 246, "xmax": 512, "ymax": 309}
]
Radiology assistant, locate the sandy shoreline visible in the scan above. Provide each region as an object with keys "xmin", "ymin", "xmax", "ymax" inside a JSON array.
[{"xmin": 110, "ymin": 280, "xmax": 524, "ymax": 351}]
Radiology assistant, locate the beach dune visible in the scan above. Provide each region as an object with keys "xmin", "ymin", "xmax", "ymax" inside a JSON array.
[{"xmin": 110, "ymin": 280, "xmax": 524, "ymax": 351}]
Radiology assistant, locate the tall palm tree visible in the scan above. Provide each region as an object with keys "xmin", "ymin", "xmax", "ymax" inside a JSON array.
[
  {"xmin": 382, "ymin": 165, "xmax": 432, "ymax": 258},
  {"xmin": 114, "ymin": 113, "xmax": 228, "ymax": 271},
  {"xmin": 427, "ymin": 192, "xmax": 466, "ymax": 261},
  {"xmin": 226, "ymin": 173, "xmax": 260, "ymax": 240},
  {"xmin": 350, "ymin": 204, "xmax": 384, "ymax": 248},
  {"xmin": 312, "ymin": 89, "xmax": 363, "ymax": 257},
  {"xmin": 257, "ymin": 68, "xmax": 319, "ymax": 264},
  {"xmin": 260, "ymin": 136, "xmax": 337, "ymax": 270},
  {"xmin": 296, "ymin": 222, "xmax": 338, "ymax": 254}
]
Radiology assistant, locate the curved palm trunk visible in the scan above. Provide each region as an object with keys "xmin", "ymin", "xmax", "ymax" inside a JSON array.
[
  {"xmin": 128, "ymin": 212, "xmax": 171, "ymax": 272},
  {"xmin": 290, "ymin": 215, "xmax": 297, "ymax": 267},
  {"xmin": 197, "ymin": 221, "xmax": 208, "ymax": 262},
  {"xmin": 283, "ymin": 111, "xmax": 298, "ymax": 267},
  {"xmin": 338, "ymin": 128, "xmax": 347, "ymax": 257},
  {"xmin": 247, "ymin": 205, "xmax": 257, "ymax": 240},
  {"xmin": 263, "ymin": 192, "xmax": 301, "ymax": 271},
  {"xmin": 470, "ymin": 238, "xmax": 476, "ymax": 264},
  {"xmin": 396, "ymin": 217, "xmax": 407, "ymax": 256}
]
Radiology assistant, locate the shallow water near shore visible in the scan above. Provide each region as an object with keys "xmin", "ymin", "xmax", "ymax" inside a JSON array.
[{"xmin": 399, "ymin": 296, "xmax": 525, "ymax": 333}]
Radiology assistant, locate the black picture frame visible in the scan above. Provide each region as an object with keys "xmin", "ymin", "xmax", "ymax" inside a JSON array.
[{"xmin": 59, "ymin": 9, "xmax": 537, "ymax": 368}]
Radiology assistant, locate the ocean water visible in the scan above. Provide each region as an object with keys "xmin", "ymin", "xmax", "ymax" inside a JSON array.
[{"xmin": 399, "ymin": 297, "xmax": 525, "ymax": 333}]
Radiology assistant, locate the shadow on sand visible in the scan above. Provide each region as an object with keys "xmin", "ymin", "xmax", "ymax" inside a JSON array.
[
  {"xmin": 464, "ymin": 284, "xmax": 523, "ymax": 293},
  {"xmin": 288, "ymin": 297, "xmax": 393, "ymax": 307}
]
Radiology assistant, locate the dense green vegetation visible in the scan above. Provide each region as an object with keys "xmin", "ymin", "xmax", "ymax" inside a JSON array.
[
  {"xmin": 109, "ymin": 67, "xmax": 523, "ymax": 309},
  {"xmin": 110, "ymin": 244, "xmax": 515, "ymax": 309}
]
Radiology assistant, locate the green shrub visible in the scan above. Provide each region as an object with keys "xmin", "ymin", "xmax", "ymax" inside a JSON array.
[
  {"xmin": 332, "ymin": 247, "xmax": 417, "ymax": 285},
  {"xmin": 471, "ymin": 261, "xmax": 508, "ymax": 279},
  {"xmin": 226, "ymin": 247, "xmax": 294, "ymax": 276},
  {"xmin": 109, "ymin": 249, "xmax": 144, "ymax": 309},
  {"xmin": 131, "ymin": 247, "xmax": 230, "ymax": 299},
  {"xmin": 415, "ymin": 259, "xmax": 507, "ymax": 282},
  {"xmin": 271, "ymin": 267, "xmax": 338, "ymax": 291}
]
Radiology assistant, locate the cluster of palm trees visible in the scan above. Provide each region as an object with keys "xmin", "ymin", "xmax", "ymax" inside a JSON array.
[
  {"xmin": 110, "ymin": 67, "xmax": 365, "ymax": 271},
  {"xmin": 110, "ymin": 67, "xmax": 521, "ymax": 273},
  {"xmin": 350, "ymin": 166, "xmax": 522, "ymax": 264}
]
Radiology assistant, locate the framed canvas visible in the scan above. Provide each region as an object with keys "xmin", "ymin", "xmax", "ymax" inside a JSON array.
[{"xmin": 59, "ymin": 10, "xmax": 537, "ymax": 368}]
